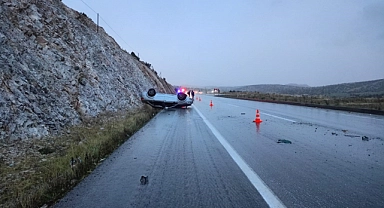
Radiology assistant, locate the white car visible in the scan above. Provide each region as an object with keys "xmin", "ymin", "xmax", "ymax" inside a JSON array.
[{"xmin": 141, "ymin": 88, "xmax": 194, "ymax": 109}]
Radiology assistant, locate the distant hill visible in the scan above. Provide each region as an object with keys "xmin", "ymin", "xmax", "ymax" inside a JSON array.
[
  {"xmin": 286, "ymin": 83, "xmax": 310, "ymax": 87},
  {"xmin": 227, "ymin": 79, "xmax": 384, "ymax": 97}
]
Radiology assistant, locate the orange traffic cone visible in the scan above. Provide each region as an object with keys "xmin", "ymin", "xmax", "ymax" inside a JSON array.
[
  {"xmin": 209, "ymin": 100, "xmax": 213, "ymax": 106},
  {"xmin": 253, "ymin": 109, "xmax": 262, "ymax": 123}
]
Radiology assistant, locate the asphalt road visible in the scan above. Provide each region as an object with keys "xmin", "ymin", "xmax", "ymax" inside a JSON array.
[{"xmin": 54, "ymin": 95, "xmax": 384, "ymax": 208}]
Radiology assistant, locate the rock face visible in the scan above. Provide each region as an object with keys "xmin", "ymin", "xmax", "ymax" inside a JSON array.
[{"xmin": 0, "ymin": 0, "xmax": 173, "ymax": 141}]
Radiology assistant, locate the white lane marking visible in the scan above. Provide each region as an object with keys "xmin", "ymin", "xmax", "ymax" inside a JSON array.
[
  {"xmin": 339, "ymin": 113, "xmax": 384, "ymax": 121},
  {"xmin": 227, "ymin": 104, "xmax": 240, "ymax": 107},
  {"xmin": 262, "ymin": 112, "xmax": 296, "ymax": 123},
  {"xmin": 194, "ymin": 106, "xmax": 286, "ymax": 208}
]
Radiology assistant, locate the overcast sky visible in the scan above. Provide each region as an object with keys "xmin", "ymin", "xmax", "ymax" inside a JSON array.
[{"xmin": 62, "ymin": 0, "xmax": 384, "ymax": 87}]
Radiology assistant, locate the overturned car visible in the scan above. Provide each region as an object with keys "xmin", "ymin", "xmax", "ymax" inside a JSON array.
[{"xmin": 141, "ymin": 88, "xmax": 194, "ymax": 109}]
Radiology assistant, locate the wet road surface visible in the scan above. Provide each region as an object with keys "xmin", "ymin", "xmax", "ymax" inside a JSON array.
[{"xmin": 54, "ymin": 95, "xmax": 384, "ymax": 208}]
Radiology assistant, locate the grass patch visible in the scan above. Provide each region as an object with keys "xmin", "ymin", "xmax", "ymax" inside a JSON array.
[
  {"xmin": 0, "ymin": 105, "xmax": 159, "ymax": 208},
  {"xmin": 221, "ymin": 92, "xmax": 384, "ymax": 114}
]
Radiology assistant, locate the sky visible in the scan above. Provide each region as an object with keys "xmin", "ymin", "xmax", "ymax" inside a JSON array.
[{"xmin": 62, "ymin": 0, "xmax": 384, "ymax": 87}]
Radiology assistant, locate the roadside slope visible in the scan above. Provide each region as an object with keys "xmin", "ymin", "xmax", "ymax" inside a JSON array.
[{"xmin": 0, "ymin": 0, "xmax": 172, "ymax": 141}]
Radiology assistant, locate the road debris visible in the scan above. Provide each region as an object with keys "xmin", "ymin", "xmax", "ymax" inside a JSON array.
[
  {"xmin": 344, "ymin": 134, "xmax": 360, "ymax": 138},
  {"xmin": 140, "ymin": 175, "xmax": 149, "ymax": 185},
  {"xmin": 362, "ymin": 136, "xmax": 370, "ymax": 141},
  {"xmin": 277, "ymin": 139, "xmax": 292, "ymax": 144}
]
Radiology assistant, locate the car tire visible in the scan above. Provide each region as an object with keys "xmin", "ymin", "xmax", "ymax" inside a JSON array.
[
  {"xmin": 177, "ymin": 92, "xmax": 187, "ymax": 101},
  {"xmin": 147, "ymin": 88, "xmax": 156, "ymax": 97}
]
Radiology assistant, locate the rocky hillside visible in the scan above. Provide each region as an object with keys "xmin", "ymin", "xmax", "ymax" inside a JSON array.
[
  {"xmin": 0, "ymin": 0, "xmax": 173, "ymax": 141},
  {"xmin": 230, "ymin": 79, "xmax": 384, "ymax": 97}
]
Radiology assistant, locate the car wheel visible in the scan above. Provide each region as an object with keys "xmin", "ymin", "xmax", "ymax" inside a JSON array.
[
  {"xmin": 177, "ymin": 92, "xmax": 187, "ymax": 101},
  {"xmin": 147, "ymin": 88, "xmax": 156, "ymax": 97}
]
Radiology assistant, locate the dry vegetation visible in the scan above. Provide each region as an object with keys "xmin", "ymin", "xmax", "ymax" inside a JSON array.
[
  {"xmin": 223, "ymin": 91, "xmax": 384, "ymax": 113},
  {"xmin": 0, "ymin": 106, "xmax": 159, "ymax": 208}
]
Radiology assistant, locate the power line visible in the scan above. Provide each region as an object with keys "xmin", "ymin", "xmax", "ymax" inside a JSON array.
[
  {"xmin": 99, "ymin": 16, "xmax": 136, "ymax": 52},
  {"xmin": 79, "ymin": 0, "xmax": 97, "ymax": 14},
  {"xmin": 78, "ymin": 0, "xmax": 136, "ymax": 52}
]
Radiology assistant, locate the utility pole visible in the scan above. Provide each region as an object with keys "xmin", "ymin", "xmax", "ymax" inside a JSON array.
[{"xmin": 97, "ymin": 13, "xmax": 99, "ymax": 33}]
